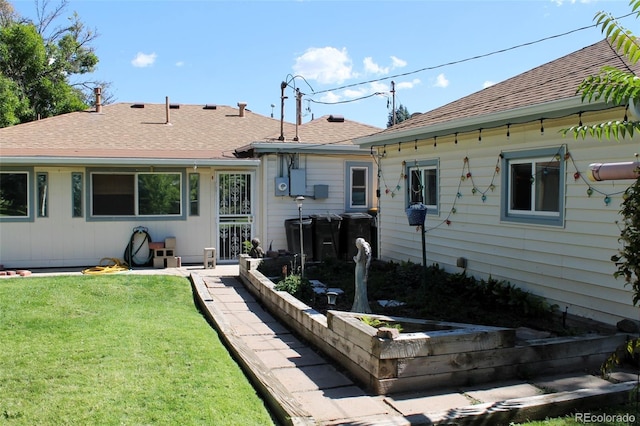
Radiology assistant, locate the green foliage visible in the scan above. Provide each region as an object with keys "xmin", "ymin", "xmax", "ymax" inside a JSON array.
[
  {"xmin": 0, "ymin": 2, "xmax": 104, "ymax": 126},
  {"xmin": 612, "ymin": 178, "xmax": 640, "ymax": 305},
  {"xmin": 602, "ymin": 337, "xmax": 640, "ymax": 378},
  {"xmin": 275, "ymin": 273, "xmax": 313, "ymax": 303},
  {"xmin": 360, "ymin": 315, "xmax": 403, "ymax": 332},
  {"xmin": 387, "ymin": 103, "xmax": 411, "ymax": 127},
  {"xmin": 562, "ymin": 0, "xmax": 640, "ymax": 140}
]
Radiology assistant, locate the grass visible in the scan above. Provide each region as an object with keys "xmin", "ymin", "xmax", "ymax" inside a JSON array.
[{"xmin": 0, "ymin": 274, "xmax": 274, "ymax": 425}]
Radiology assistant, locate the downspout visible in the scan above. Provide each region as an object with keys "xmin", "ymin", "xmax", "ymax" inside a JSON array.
[{"xmin": 588, "ymin": 162, "xmax": 640, "ymax": 181}]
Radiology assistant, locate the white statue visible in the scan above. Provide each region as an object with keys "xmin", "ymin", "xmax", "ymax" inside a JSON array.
[{"xmin": 352, "ymin": 237, "xmax": 372, "ymax": 313}]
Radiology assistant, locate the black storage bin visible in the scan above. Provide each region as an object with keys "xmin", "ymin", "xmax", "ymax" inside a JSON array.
[
  {"xmin": 284, "ymin": 218, "xmax": 313, "ymax": 260},
  {"xmin": 368, "ymin": 208, "xmax": 378, "ymax": 259},
  {"xmin": 339, "ymin": 212, "xmax": 372, "ymax": 261},
  {"xmin": 310, "ymin": 213, "xmax": 342, "ymax": 261}
]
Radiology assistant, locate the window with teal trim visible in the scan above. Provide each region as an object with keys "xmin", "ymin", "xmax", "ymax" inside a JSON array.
[
  {"xmin": 501, "ymin": 147, "xmax": 565, "ymax": 226},
  {"xmin": 407, "ymin": 159, "xmax": 439, "ymax": 214},
  {"xmin": 0, "ymin": 171, "xmax": 29, "ymax": 218},
  {"xmin": 37, "ymin": 172, "xmax": 48, "ymax": 217}
]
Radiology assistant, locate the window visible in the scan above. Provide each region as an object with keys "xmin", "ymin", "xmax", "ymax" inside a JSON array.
[
  {"xmin": 72, "ymin": 172, "xmax": 83, "ymax": 217},
  {"xmin": 189, "ymin": 173, "xmax": 199, "ymax": 216},
  {"xmin": 0, "ymin": 171, "xmax": 29, "ymax": 219},
  {"xmin": 37, "ymin": 172, "xmax": 48, "ymax": 217},
  {"xmin": 501, "ymin": 147, "xmax": 565, "ymax": 226},
  {"xmin": 407, "ymin": 160, "xmax": 438, "ymax": 213},
  {"xmin": 91, "ymin": 171, "xmax": 182, "ymax": 217},
  {"xmin": 345, "ymin": 162, "xmax": 372, "ymax": 211}
]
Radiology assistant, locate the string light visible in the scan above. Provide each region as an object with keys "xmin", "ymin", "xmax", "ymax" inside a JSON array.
[
  {"xmin": 454, "ymin": 132, "xmax": 458, "ymax": 144},
  {"xmin": 478, "ymin": 128, "xmax": 482, "ymax": 143},
  {"xmin": 414, "ymin": 139, "xmax": 418, "ymax": 150},
  {"xmin": 433, "ymin": 136, "xmax": 437, "ymax": 148},
  {"xmin": 540, "ymin": 119, "xmax": 544, "ymax": 135},
  {"xmin": 398, "ymin": 142, "xmax": 402, "ymax": 152},
  {"xmin": 506, "ymin": 124, "xmax": 510, "ymax": 140},
  {"xmin": 578, "ymin": 112, "xmax": 583, "ymax": 126}
]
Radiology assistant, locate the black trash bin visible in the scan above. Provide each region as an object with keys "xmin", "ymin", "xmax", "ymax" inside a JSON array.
[
  {"xmin": 310, "ymin": 213, "xmax": 342, "ymax": 261},
  {"xmin": 284, "ymin": 217, "xmax": 313, "ymax": 261},
  {"xmin": 340, "ymin": 212, "xmax": 373, "ymax": 261},
  {"xmin": 368, "ymin": 208, "xmax": 378, "ymax": 259}
]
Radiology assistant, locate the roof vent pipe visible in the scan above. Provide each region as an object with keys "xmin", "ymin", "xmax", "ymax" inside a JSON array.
[
  {"xmin": 94, "ymin": 87, "xmax": 102, "ymax": 113},
  {"xmin": 238, "ymin": 102, "xmax": 247, "ymax": 117},
  {"xmin": 165, "ymin": 96, "xmax": 170, "ymax": 125}
]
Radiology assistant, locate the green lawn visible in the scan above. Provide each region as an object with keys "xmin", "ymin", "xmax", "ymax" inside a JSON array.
[{"xmin": 0, "ymin": 274, "xmax": 275, "ymax": 425}]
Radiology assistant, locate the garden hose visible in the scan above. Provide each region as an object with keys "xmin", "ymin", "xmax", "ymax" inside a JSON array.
[{"xmin": 82, "ymin": 258, "xmax": 130, "ymax": 275}]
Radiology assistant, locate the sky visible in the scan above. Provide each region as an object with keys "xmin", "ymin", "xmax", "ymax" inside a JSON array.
[{"xmin": 10, "ymin": 0, "xmax": 639, "ymax": 129}]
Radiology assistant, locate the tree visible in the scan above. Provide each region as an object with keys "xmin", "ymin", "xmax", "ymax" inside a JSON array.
[
  {"xmin": 564, "ymin": 0, "xmax": 640, "ymax": 140},
  {"xmin": 387, "ymin": 104, "xmax": 411, "ymax": 128},
  {"xmin": 0, "ymin": 0, "xmax": 108, "ymax": 126}
]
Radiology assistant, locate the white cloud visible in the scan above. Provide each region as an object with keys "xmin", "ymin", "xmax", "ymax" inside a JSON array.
[
  {"xmin": 131, "ymin": 52, "xmax": 157, "ymax": 68},
  {"xmin": 483, "ymin": 80, "xmax": 496, "ymax": 88},
  {"xmin": 293, "ymin": 47, "xmax": 353, "ymax": 84},
  {"xmin": 391, "ymin": 56, "xmax": 407, "ymax": 68},
  {"xmin": 363, "ymin": 57, "xmax": 389, "ymax": 75},
  {"xmin": 320, "ymin": 91, "xmax": 342, "ymax": 103},
  {"xmin": 175, "ymin": 61, "xmax": 184, "ymax": 67},
  {"xmin": 363, "ymin": 56, "xmax": 407, "ymax": 75},
  {"xmin": 397, "ymin": 78, "xmax": 421, "ymax": 90},
  {"xmin": 433, "ymin": 73, "xmax": 449, "ymax": 88}
]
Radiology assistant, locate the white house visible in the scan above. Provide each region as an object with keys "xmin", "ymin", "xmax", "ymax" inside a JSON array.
[
  {"xmin": 0, "ymin": 95, "xmax": 380, "ymax": 269},
  {"xmin": 355, "ymin": 39, "xmax": 640, "ymax": 326}
]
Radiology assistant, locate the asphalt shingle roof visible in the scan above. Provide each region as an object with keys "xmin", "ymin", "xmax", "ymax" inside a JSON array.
[
  {"xmin": 368, "ymin": 39, "xmax": 640, "ymax": 138},
  {"xmin": 0, "ymin": 103, "xmax": 293, "ymax": 161}
]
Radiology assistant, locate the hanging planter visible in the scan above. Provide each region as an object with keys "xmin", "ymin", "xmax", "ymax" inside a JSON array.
[{"xmin": 406, "ymin": 203, "xmax": 428, "ymax": 226}]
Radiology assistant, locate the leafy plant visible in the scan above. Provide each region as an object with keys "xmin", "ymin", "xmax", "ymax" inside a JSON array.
[
  {"xmin": 360, "ymin": 315, "xmax": 403, "ymax": 332},
  {"xmin": 612, "ymin": 178, "xmax": 640, "ymax": 306},
  {"xmin": 274, "ymin": 273, "xmax": 313, "ymax": 303}
]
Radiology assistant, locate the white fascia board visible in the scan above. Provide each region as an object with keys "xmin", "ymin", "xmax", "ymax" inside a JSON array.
[
  {"xmin": 355, "ymin": 97, "xmax": 613, "ymax": 148},
  {"xmin": 0, "ymin": 157, "xmax": 261, "ymax": 167},
  {"xmin": 249, "ymin": 142, "xmax": 362, "ymax": 155}
]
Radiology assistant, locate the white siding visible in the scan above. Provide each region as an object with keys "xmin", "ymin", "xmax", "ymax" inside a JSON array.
[
  {"xmin": 258, "ymin": 153, "xmax": 376, "ymax": 255},
  {"xmin": 0, "ymin": 166, "xmax": 228, "ymax": 268},
  {"xmin": 376, "ymin": 111, "xmax": 639, "ymax": 325}
]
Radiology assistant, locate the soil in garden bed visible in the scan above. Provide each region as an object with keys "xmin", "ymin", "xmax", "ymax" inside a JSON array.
[{"xmin": 259, "ymin": 257, "xmax": 589, "ymax": 337}]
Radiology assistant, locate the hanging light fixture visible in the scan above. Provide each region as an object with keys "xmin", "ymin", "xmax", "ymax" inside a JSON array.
[
  {"xmin": 506, "ymin": 123, "xmax": 510, "ymax": 140},
  {"xmin": 454, "ymin": 132, "xmax": 458, "ymax": 144},
  {"xmin": 540, "ymin": 119, "xmax": 545, "ymax": 135}
]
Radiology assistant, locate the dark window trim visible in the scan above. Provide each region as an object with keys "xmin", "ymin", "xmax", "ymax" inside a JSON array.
[{"xmin": 0, "ymin": 167, "xmax": 34, "ymax": 223}]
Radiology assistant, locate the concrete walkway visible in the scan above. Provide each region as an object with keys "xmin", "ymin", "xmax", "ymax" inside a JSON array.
[{"xmin": 191, "ymin": 266, "xmax": 637, "ymax": 426}]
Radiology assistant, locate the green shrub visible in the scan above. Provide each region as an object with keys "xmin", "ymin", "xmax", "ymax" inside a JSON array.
[{"xmin": 274, "ymin": 274, "xmax": 313, "ymax": 303}]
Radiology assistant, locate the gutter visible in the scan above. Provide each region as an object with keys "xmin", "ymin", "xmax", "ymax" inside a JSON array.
[
  {"xmin": 0, "ymin": 157, "xmax": 261, "ymax": 167},
  {"xmin": 355, "ymin": 97, "xmax": 614, "ymax": 147},
  {"xmin": 237, "ymin": 142, "xmax": 363, "ymax": 156}
]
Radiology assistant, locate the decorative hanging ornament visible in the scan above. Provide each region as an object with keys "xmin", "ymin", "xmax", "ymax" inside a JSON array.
[
  {"xmin": 564, "ymin": 152, "xmax": 571, "ymax": 161},
  {"xmin": 457, "ymin": 192, "xmax": 462, "ymax": 198},
  {"xmin": 530, "ymin": 176, "xmax": 535, "ymax": 184},
  {"xmin": 574, "ymin": 172, "xmax": 580, "ymax": 180},
  {"xmin": 489, "ymin": 184, "xmax": 496, "ymax": 191},
  {"xmin": 451, "ymin": 207, "xmax": 457, "ymax": 214},
  {"xmin": 446, "ymin": 220, "xmax": 452, "ymax": 226},
  {"xmin": 495, "ymin": 166, "xmax": 500, "ymax": 174},
  {"xmin": 461, "ymin": 175, "xmax": 466, "ymax": 181},
  {"xmin": 472, "ymin": 188, "xmax": 477, "ymax": 194},
  {"xmin": 466, "ymin": 172, "xmax": 472, "ymax": 178},
  {"xmin": 481, "ymin": 194, "xmax": 487, "ymax": 202},
  {"xmin": 587, "ymin": 187, "xmax": 593, "ymax": 197},
  {"xmin": 604, "ymin": 196, "xmax": 611, "ymax": 205}
]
